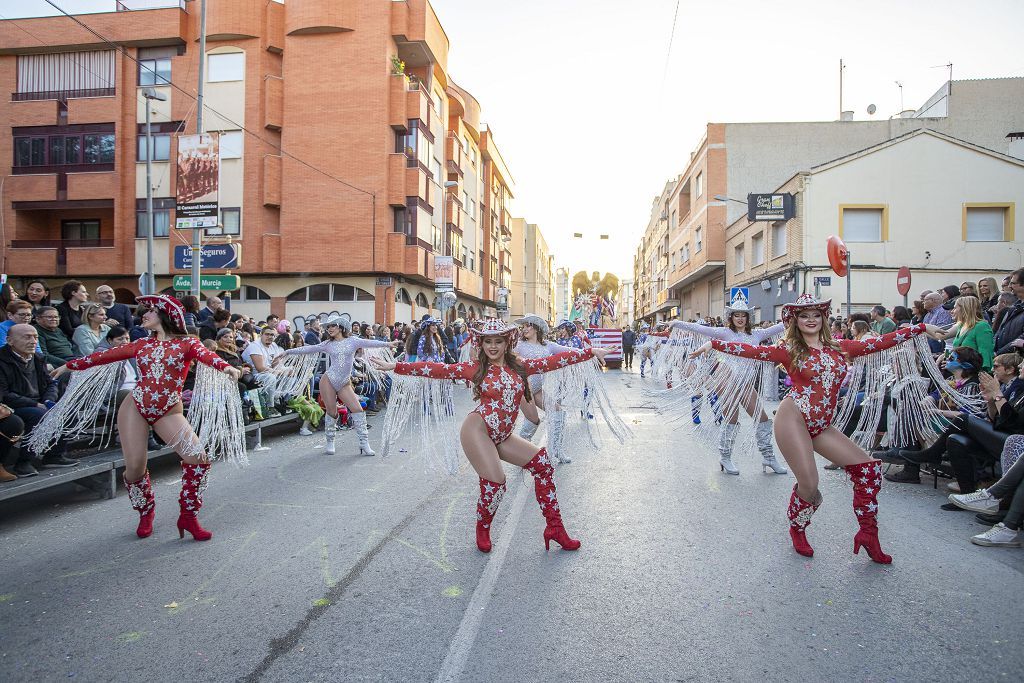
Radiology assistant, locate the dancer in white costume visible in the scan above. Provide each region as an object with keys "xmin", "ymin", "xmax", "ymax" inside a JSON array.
[
  {"xmin": 656, "ymin": 298, "xmax": 788, "ymax": 475},
  {"xmin": 514, "ymin": 315, "xmax": 577, "ymax": 464},
  {"xmin": 273, "ymin": 315, "xmax": 399, "ymax": 455}
]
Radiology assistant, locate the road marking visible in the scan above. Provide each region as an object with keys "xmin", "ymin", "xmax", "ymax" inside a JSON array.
[{"xmin": 434, "ymin": 477, "xmax": 530, "ymax": 683}]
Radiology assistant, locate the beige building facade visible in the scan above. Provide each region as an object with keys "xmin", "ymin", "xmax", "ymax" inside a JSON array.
[
  {"xmin": 509, "ymin": 218, "xmax": 553, "ymax": 321},
  {"xmin": 725, "ymin": 130, "xmax": 1024, "ymax": 320}
]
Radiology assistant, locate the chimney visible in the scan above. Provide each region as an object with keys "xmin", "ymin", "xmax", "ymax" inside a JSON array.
[
  {"xmin": 899, "ymin": 110, "xmax": 916, "ymax": 119},
  {"xmin": 1008, "ymin": 133, "xmax": 1024, "ymax": 161},
  {"xmin": 840, "ymin": 111, "xmax": 854, "ymax": 121}
]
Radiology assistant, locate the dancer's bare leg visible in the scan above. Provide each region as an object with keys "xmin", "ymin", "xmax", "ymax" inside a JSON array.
[
  {"xmin": 774, "ymin": 399, "xmax": 818, "ymax": 502},
  {"xmin": 460, "ymin": 414, "xmax": 504, "ymax": 482}
]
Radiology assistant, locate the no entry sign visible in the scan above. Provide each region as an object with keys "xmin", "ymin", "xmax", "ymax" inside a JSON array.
[{"xmin": 896, "ymin": 267, "xmax": 912, "ymax": 297}]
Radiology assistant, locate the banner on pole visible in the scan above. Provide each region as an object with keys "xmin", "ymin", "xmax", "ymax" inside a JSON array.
[{"xmin": 174, "ymin": 133, "xmax": 220, "ymax": 230}]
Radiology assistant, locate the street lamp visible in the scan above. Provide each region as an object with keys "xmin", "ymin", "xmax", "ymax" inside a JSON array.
[
  {"xmin": 713, "ymin": 194, "xmax": 747, "ymax": 206},
  {"xmin": 142, "ymin": 87, "xmax": 167, "ymax": 296}
]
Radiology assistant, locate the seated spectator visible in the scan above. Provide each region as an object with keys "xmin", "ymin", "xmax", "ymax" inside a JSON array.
[
  {"xmin": 948, "ymin": 435, "xmax": 1024, "ymax": 547},
  {"xmin": 242, "ymin": 326, "xmax": 283, "ymax": 417},
  {"xmin": 128, "ymin": 304, "xmax": 151, "ymax": 341},
  {"xmin": 910, "ymin": 300, "xmax": 926, "ymax": 325},
  {"xmin": 0, "ymin": 301, "xmax": 36, "ymax": 346},
  {"xmin": 891, "ymin": 305, "xmax": 913, "ymax": 328},
  {"xmin": 33, "ymin": 306, "xmax": 77, "ymax": 368},
  {"xmin": 291, "ymin": 331, "xmax": 304, "ymax": 349},
  {"xmin": 0, "ymin": 402, "xmax": 25, "ymax": 482},
  {"xmin": 0, "ymin": 324, "xmax": 77, "ymax": 473},
  {"xmin": 869, "ymin": 305, "xmax": 896, "ymax": 334},
  {"xmin": 197, "ymin": 296, "xmax": 223, "ymax": 323},
  {"xmin": 977, "ymin": 276, "xmax": 1000, "ymax": 321},
  {"xmin": 199, "ymin": 308, "xmax": 231, "ymax": 342},
  {"xmin": 275, "ymin": 320, "xmax": 293, "ymax": 350},
  {"xmin": 932, "ymin": 295, "xmax": 994, "ymax": 371},
  {"xmin": 56, "ymin": 280, "xmax": 89, "ymax": 341},
  {"xmin": 991, "ymin": 291, "xmax": 1018, "ymax": 333},
  {"xmin": 941, "ymin": 284, "xmax": 961, "ymax": 311},
  {"xmin": 304, "ymin": 317, "xmax": 323, "ymax": 346},
  {"xmin": 923, "ymin": 291, "xmax": 954, "ymax": 354},
  {"xmin": 181, "ymin": 295, "xmax": 202, "ymax": 330},
  {"xmin": 72, "ymin": 303, "xmax": 111, "ymax": 357},
  {"xmin": 95, "ymin": 285, "xmax": 133, "ymax": 329},
  {"xmin": 960, "ymin": 281, "xmax": 979, "ymax": 300},
  {"xmin": 881, "ymin": 346, "xmax": 986, "ymax": 485},
  {"xmin": 24, "ymin": 279, "xmax": 51, "ymax": 319},
  {"xmin": 850, "ymin": 320, "xmax": 874, "ymax": 341},
  {"xmin": 265, "ymin": 314, "xmax": 280, "ymax": 330},
  {"xmin": 993, "ymin": 269, "xmax": 1024, "ymax": 355}
]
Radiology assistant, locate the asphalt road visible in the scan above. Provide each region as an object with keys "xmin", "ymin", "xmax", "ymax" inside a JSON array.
[{"xmin": 1, "ymin": 369, "xmax": 1022, "ymax": 682}]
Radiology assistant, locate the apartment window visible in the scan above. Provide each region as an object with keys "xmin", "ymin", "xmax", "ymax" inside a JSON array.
[
  {"xmin": 671, "ymin": 210, "xmax": 677, "ymax": 229},
  {"xmin": 841, "ymin": 207, "xmax": 885, "ymax": 242},
  {"xmin": 771, "ymin": 222, "xmax": 788, "ymax": 257},
  {"xmin": 695, "ymin": 226, "xmax": 703, "ymax": 252},
  {"xmin": 137, "ymin": 133, "xmax": 170, "ymax": 162},
  {"xmin": 751, "ymin": 232, "xmax": 765, "ymax": 266},
  {"xmin": 965, "ymin": 205, "xmax": 1013, "ymax": 241},
  {"xmin": 136, "ymin": 209, "xmax": 171, "ymax": 238},
  {"xmin": 683, "ymin": 245, "xmax": 690, "ymax": 263},
  {"xmin": 670, "ymin": 252, "xmax": 676, "ymax": 269},
  {"xmin": 62, "ymin": 219, "xmax": 100, "ymax": 241},
  {"xmin": 207, "ymin": 52, "xmax": 244, "ymax": 82},
  {"xmin": 14, "ymin": 130, "xmax": 114, "ymax": 169},
  {"xmin": 220, "ymin": 208, "xmax": 241, "ymax": 235},
  {"xmin": 219, "ymin": 131, "xmax": 243, "ymax": 159},
  {"xmin": 695, "ymin": 172, "xmax": 703, "ymax": 198},
  {"xmin": 432, "ymin": 158, "xmax": 442, "ymax": 184},
  {"xmin": 490, "ymin": 256, "xmax": 498, "ymax": 282},
  {"xmin": 734, "ymin": 244, "xmax": 745, "ymax": 273},
  {"xmin": 16, "ymin": 50, "xmax": 115, "ymax": 99},
  {"xmin": 138, "ymin": 58, "xmax": 171, "ymax": 86}
]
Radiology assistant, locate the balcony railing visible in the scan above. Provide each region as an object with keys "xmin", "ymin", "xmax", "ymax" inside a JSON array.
[{"xmin": 13, "ymin": 88, "xmax": 116, "ymax": 102}]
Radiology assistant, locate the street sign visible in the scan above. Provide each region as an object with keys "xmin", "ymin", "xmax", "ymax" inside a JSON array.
[
  {"xmin": 729, "ymin": 287, "xmax": 749, "ymax": 304},
  {"xmin": 375, "ymin": 276, "xmax": 394, "ymax": 287},
  {"xmin": 173, "ymin": 244, "xmax": 240, "ymax": 270},
  {"xmin": 896, "ymin": 266, "xmax": 912, "ymax": 296},
  {"xmin": 173, "ymin": 274, "xmax": 240, "ymax": 292},
  {"xmin": 814, "ymin": 276, "xmax": 832, "ymax": 286}
]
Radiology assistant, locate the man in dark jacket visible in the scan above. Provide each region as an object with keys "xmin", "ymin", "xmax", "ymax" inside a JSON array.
[
  {"xmin": 95, "ymin": 285, "xmax": 133, "ymax": 329},
  {"xmin": 621, "ymin": 326, "xmax": 636, "ymax": 369},
  {"xmin": 993, "ymin": 269, "xmax": 1024, "ymax": 356},
  {"xmin": 0, "ymin": 324, "xmax": 76, "ymax": 474}
]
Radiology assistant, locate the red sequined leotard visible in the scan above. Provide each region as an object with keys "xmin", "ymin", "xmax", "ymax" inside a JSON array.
[
  {"xmin": 66, "ymin": 337, "xmax": 230, "ymax": 425},
  {"xmin": 711, "ymin": 324, "xmax": 926, "ymax": 437},
  {"xmin": 396, "ymin": 348, "xmax": 594, "ymax": 443}
]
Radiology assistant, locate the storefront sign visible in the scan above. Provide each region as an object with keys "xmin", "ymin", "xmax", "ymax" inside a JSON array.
[
  {"xmin": 747, "ymin": 193, "xmax": 795, "ymax": 222},
  {"xmin": 174, "ymin": 133, "xmax": 220, "ymax": 229},
  {"xmin": 376, "ymin": 276, "xmax": 394, "ymax": 287}
]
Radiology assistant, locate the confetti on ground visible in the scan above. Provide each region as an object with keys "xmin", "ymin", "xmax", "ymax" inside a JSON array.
[
  {"xmin": 312, "ymin": 598, "xmax": 330, "ymax": 607},
  {"xmin": 0, "ymin": 594, "xmax": 14, "ymax": 603},
  {"xmin": 116, "ymin": 632, "xmax": 145, "ymax": 644},
  {"xmin": 164, "ymin": 602, "xmax": 178, "ymax": 609},
  {"xmin": 442, "ymin": 586, "xmax": 463, "ymax": 598}
]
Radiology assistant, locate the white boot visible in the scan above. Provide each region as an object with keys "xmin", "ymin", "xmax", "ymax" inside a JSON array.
[
  {"xmin": 324, "ymin": 414, "xmax": 337, "ymax": 455},
  {"xmin": 351, "ymin": 412, "xmax": 375, "ymax": 456},
  {"xmin": 757, "ymin": 419, "xmax": 788, "ymax": 474},
  {"xmin": 299, "ymin": 420, "xmax": 314, "ymax": 436},
  {"xmin": 519, "ymin": 418, "xmax": 540, "ymax": 440},
  {"xmin": 548, "ymin": 411, "xmax": 571, "ymax": 464},
  {"xmin": 719, "ymin": 423, "xmax": 740, "ymax": 475}
]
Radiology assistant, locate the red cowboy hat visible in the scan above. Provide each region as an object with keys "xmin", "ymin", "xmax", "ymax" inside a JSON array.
[
  {"xmin": 137, "ymin": 294, "xmax": 188, "ymax": 331},
  {"xmin": 781, "ymin": 293, "xmax": 833, "ymax": 326}
]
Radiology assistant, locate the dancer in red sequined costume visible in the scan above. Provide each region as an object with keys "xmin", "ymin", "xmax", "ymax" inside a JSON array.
[
  {"xmin": 710, "ymin": 294, "xmax": 946, "ymax": 563},
  {"xmin": 372, "ymin": 318, "xmax": 608, "ymax": 553},
  {"xmin": 52, "ymin": 295, "xmax": 241, "ymax": 541}
]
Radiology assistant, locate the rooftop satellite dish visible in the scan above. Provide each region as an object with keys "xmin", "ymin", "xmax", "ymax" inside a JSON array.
[{"xmin": 866, "ymin": 103, "xmax": 877, "ymax": 115}]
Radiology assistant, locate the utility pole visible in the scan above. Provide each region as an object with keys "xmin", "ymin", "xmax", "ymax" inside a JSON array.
[
  {"xmin": 839, "ymin": 58, "xmax": 844, "ymax": 118},
  {"xmin": 142, "ymin": 88, "xmax": 167, "ymax": 296},
  {"xmin": 191, "ymin": 0, "xmax": 208, "ymax": 298}
]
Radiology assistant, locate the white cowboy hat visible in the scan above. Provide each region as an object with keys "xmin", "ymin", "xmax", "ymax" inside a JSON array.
[{"xmin": 515, "ymin": 314, "xmax": 550, "ymax": 336}]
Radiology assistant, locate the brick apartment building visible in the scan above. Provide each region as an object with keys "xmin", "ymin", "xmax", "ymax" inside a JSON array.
[{"xmin": 0, "ymin": 0, "xmax": 518, "ymax": 324}]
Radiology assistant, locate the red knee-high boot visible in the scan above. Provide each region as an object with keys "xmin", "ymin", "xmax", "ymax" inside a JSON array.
[
  {"xmin": 845, "ymin": 460, "xmax": 892, "ymax": 564},
  {"xmin": 522, "ymin": 448, "xmax": 580, "ymax": 550},
  {"xmin": 125, "ymin": 470, "xmax": 155, "ymax": 539},
  {"xmin": 787, "ymin": 484, "xmax": 821, "ymax": 557},
  {"xmin": 177, "ymin": 462, "xmax": 213, "ymax": 541},
  {"xmin": 476, "ymin": 477, "xmax": 506, "ymax": 553}
]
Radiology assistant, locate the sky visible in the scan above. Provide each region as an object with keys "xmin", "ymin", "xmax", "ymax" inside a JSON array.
[{"xmin": 8, "ymin": 0, "xmax": 1024, "ymax": 282}]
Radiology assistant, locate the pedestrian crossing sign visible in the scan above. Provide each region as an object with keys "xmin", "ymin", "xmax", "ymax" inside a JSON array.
[{"xmin": 729, "ymin": 287, "xmax": 749, "ymax": 304}]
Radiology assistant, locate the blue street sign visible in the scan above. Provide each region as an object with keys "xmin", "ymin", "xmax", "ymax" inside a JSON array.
[
  {"xmin": 729, "ymin": 287, "xmax": 749, "ymax": 303},
  {"xmin": 173, "ymin": 244, "xmax": 240, "ymax": 270},
  {"xmin": 814, "ymin": 276, "xmax": 832, "ymax": 286}
]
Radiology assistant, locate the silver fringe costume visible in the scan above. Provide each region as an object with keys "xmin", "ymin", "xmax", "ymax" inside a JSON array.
[{"xmin": 514, "ymin": 339, "xmax": 576, "ymax": 463}]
